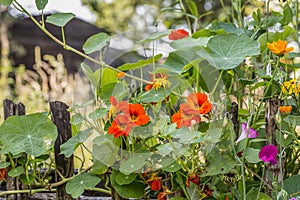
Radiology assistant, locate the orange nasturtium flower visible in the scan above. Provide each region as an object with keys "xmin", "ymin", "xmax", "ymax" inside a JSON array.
[
  {"xmin": 180, "ymin": 93, "xmax": 212, "ymax": 115},
  {"xmin": 171, "ymin": 110, "xmax": 201, "ymax": 128},
  {"xmin": 127, "ymin": 104, "xmax": 150, "ymax": 126},
  {"xmin": 279, "ymin": 105, "xmax": 292, "ymax": 114},
  {"xmin": 109, "ymin": 96, "xmax": 129, "ymax": 118},
  {"xmin": 168, "ymin": 29, "xmax": 189, "ymax": 40},
  {"xmin": 267, "ymin": 39, "xmax": 294, "ymax": 55},
  {"xmin": 108, "ymin": 115, "xmax": 133, "ymax": 138}
]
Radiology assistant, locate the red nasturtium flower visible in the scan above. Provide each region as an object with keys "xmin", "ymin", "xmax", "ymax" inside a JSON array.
[
  {"xmin": 180, "ymin": 93, "xmax": 212, "ymax": 115},
  {"xmin": 185, "ymin": 174, "xmax": 200, "ymax": 188},
  {"xmin": 168, "ymin": 29, "xmax": 189, "ymax": 40},
  {"xmin": 0, "ymin": 168, "xmax": 6, "ymax": 181},
  {"xmin": 109, "ymin": 96, "xmax": 129, "ymax": 118},
  {"xmin": 108, "ymin": 96, "xmax": 149, "ymax": 138},
  {"xmin": 267, "ymin": 39, "xmax": 294, "ymax": 55},
  {"xmin": 108, "ymin": 116, "xmax": 133, "ymax": 138},
  {"xmin": 147, "ymin": 174, "xmax": 162, "ymax": 191}
]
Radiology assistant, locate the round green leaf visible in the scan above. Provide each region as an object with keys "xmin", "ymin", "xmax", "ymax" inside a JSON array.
[
  {"xmin": 197, "ymin": 33, "xmax": 260, "ymax": 70},
  {"xmin": 0, "ymin": 162, "xmax": 10, "ymax": 168},
  {"xmin": 111, "ymin": 170, "xmax": 145, "ymax": 199},
  {"xmin": 119, "ymin": 156, "xmax": 145, "ymax": 175},
  {"xmin": 8, "ymin": 166, "xmax": 24, "ymax": 177},
  {"xmin": 0, "ymin": 113, "xmax": 58, "ymax": 156},
  {"xmin": 66, "ymin": 172, "xmax": 101, "ymax": 198},
  {"xmin": 115, "ymin": 172, "xmax": 137, "ymax": 185},
  {"xmin": 46, "ymin": 13, "xmax": 75, "ymax": 27},
  {"xmin": 0, "ymin": 0, "xmax": 12, "ymax": 6},
  {"xmin": 35, "ymin": 0, "xmax": 48, "ymax": 10},
  {"xmin": 245, "ymin": 148, "xmax": 260, "ymax": 163},
  {"xmin": 60, "ymin": 128, "xmax": 93, "ymax": 158},
  {"xmin": 137, "ymin": 30, "xmax": 171, "ymax": 43},
  {"xmin": 83, "ymin": 33, "xmax": 111, "ymax": 54}
]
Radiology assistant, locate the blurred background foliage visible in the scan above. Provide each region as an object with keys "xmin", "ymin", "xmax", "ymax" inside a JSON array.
[{"xmin": 81, "ymin": 0, "xmax": 265, "ymax": 34}]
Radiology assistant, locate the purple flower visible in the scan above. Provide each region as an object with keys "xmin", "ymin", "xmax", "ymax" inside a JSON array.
[
  {"xmin": 236, "ymin": 122, "xmax": 258, "ymax": 143},
  {"xmin": 259, "ymin": 144, "xmax": 278, "ymax": 165},
  {"xmin": 289, "ymin": 198, "xmax": 297, "ymax": 200}
]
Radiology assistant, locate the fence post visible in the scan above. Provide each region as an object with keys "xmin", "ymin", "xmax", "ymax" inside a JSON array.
[
  {"xmin": 50, "ymin": 101, "xmax": 74, "ymax": 200},
  {"xmin": 3, "ymin": 99, "xmax": 27, "ymax": 200}
]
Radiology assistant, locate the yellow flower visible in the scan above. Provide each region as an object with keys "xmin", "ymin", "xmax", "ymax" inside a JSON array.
[
  {"xmin": 152, "ymin": 74, "xmax": 171, "ymax": 90},
  {"xmin": 267, "ymin": 39, "xmax": 294, "ymax": 55},
  {"xmin": 281, "ymin": 79, "xmax": 300, "ymax": 95},
  {"xmin": 279, "ymin": 105, "xmax": 292, "ymax": 114}
]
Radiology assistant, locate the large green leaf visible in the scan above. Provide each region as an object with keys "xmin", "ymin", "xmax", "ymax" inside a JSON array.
[
  {"xmin": 0, "ymin": 0, "xmax": 12, "ymax": 6},
  {"xmin": 115, "ymin": 172, "xmax": 137, "ymax": 185},
  {"xmin": 46, "ymin": 13, "xmax": 75, "ymax": 27},
  {"xmin": 0, "ymin": 113, "xmax": 57, "ymax": 156},
  {"xmin": 110, "ymin": 170, "xmax": 145, "ymax": 199},
  {"xmin": 209, "ymin": 21, "xmax": 245, "ymax": 35},
  {"xmin": 119, "ymin": 155, "xmax": 147, "ymax": 175},
  {"xmin": 118, "ymin": 54, "xmax": 162, "ymax": 71},
  {"xmin": 35, "ymin": 0, "xmax": 48, "ymax": 10},
  {"xmin": 283, "ymin": 175, "xmax": 300, "ymax": 196},
  {"xmin": 197, "ymin": 33, "xmax": 260, "ymax": 70},
  {"xmin": 60, "ymin": 128, "xmax": 93, "ymax": 158},
  {"xmin": 92, "ymin": 135, "xmax": 119, "ymax": 166},
  {"xmin": 202, "ymin": 149, "xmax": 236, "ymax": 176},
  {"xmin": 66, "ymin": 172, "xmax": 100, "ymax": 198},
  {"xmin": 83, "ymin": 32, "xmax": 111, "ymax": 54}
]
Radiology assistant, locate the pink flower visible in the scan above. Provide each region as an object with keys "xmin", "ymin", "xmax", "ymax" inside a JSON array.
[
  {"xmin": 236, "ymin": 122, "xmax": 258, "ymax": 143},
  {"xmin": 259, "ymin": 145, "xmax": 278, "ymax": 165}
]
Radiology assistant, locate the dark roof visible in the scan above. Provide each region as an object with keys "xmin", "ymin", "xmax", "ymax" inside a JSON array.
[{"xmin": 8, "ymin": 15, "xmax": 138, "ymax": 73}]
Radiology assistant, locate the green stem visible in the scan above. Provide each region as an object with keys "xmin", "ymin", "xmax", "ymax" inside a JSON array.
[
  {"xmin": 210, "ymin": 69, "xmax": 224, "ymax": 96},
  {"xmin": 61, "ymin": 26, "xmax": 66, "ymax": 48},
  {"xmin": 13, "ymin": 0, "xmax": 152, "ymax": 85},
  {"xmin": 0, "ymin": 189, "xmax": 56, "ymax": 197}
]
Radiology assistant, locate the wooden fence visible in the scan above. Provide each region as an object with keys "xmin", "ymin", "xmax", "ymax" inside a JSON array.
[{"xmin": 3, "ymin": 99, "xmax": 74, "ymax": 200}]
